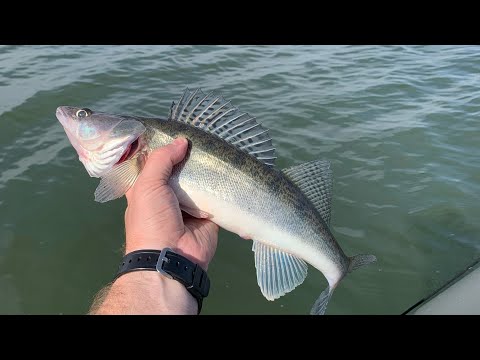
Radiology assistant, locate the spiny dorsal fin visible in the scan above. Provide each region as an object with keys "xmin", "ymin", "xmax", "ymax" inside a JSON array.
[
  {"xmin": 282, "ymin": 160, "xmax": 333, "ymax": 225},
  {"xmin": 252, "ymin": 240, "xmax": 308, "ymax": 301},
  {"xmin": 169, "ymin": 88, "xmax": 277, "ymax": 167}
]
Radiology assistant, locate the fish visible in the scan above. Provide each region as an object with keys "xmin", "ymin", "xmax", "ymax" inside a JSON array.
[{"xmin": 56, "ymin": 88, "xmax": 376, "ymax": 315}]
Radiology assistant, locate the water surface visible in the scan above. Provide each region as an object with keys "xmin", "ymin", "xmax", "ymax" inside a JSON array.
[{"xmin": 0, "ymin": 45, "xmax": 478, "ymax": 314}]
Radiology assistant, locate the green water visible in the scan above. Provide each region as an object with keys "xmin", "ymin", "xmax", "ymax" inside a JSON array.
[{"xmin": 0, "ymin": 45, "xmax": 479, "ymax": 314}]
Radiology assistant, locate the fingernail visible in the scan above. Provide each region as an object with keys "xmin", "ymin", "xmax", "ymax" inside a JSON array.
[{"xmin": 173, "ymin": 138, "xmax": 187, "ymax": 146}]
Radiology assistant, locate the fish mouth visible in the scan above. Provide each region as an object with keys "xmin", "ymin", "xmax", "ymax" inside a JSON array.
[
  {"xmin": 116, "ymin": 138, "xmax": 140, "ymax": 164},
  {"xmin": 56, "ymin": 106, "xmax": 68, "ymax": 127}
]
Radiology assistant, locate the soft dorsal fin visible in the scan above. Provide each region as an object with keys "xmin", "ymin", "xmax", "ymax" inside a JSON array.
[
  {"xmin": 282, "ymin": 160, "xmax": 333, "ymax": 225},
  {"xmin": 169, "ymin": 88, "xmax": 277, "ymax": 167}
]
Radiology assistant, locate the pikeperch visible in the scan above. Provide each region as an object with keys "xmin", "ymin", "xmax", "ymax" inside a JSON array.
[{"xmin": 56, "ymin": 88, "xmax": 376, "ymax": 314}]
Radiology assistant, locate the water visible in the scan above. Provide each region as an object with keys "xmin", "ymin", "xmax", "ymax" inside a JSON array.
[{"xmin": 0, "ymin": 45, "xmax": 479, "ymax": 314}]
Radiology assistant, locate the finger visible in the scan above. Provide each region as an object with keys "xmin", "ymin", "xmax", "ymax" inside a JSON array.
[
  {"xmin": 184, "ymin": 217, "xmax": 220, "ymax": 238},
  {"xmin": 140, "ymin": 137, "xmax": 189, "ymax": 184},
  {"xmin": 125, "ymin": 138, "xmax": 188, "ymax": 201}
]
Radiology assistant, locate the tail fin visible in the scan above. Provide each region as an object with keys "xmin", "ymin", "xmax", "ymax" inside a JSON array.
[
  {"xmin": 348, "ymin": 254, "xmax": 377, "ymax": 273},
  {"xmin": 310, "ymin": 286, "xmax": 334, "ymax": 315},
  {"xmin": 310, "ymin": 255, "xmax": 376, "ymax": 315}
]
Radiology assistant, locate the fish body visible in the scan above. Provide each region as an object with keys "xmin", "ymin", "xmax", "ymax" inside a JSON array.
[{"xmin": 56, "ymin": 89, "xmax": 376, "ymax": 314}]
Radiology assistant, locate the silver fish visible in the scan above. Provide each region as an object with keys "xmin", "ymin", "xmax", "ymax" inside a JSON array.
[{"xmin": 56, "ymin": 88, "xmax": 376, "ymax": 314}]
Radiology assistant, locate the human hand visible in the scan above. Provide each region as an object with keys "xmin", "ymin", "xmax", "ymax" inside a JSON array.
[
  {"xmin": 124, "ymin": 138, "xmax": 219, "ymax": 271},
  {"xmin": 90, "ymin": 138, "xmax": 218, "ymax": 315}
]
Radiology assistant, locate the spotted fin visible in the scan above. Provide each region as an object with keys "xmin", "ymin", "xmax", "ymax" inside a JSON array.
[
  {"xmin": 169, "ymin": 88, "xmax": 277, "ymax": 167},
  {"xmin": 283, "ymin": 160, "xmax": 333, "ymax": 225}
]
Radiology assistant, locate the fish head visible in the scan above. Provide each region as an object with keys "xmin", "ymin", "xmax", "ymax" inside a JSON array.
[{"xmin": 56, "ymin": 106, "xmax": 146, "ymax": 177}]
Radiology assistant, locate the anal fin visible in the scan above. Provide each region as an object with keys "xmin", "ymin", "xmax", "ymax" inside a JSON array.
[{"xmin": 252, "ymin": 241, "xmax": 308, "ymax": 301}]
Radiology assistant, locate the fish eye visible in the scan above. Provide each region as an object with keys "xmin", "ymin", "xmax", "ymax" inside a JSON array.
[{"xmin": 76, "ymin": 108, "xmax": 92, "ymax": 118}]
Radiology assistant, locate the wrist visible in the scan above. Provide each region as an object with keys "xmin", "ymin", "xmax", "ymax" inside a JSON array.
[
  {"xmin": 125, "ymin": 234, "xmax": 170, "ymax": 254},
  {"xmin": 108, "ymin": 271, "xmax": 198, "ymax": 315},
  {"xmin": 114, "ymin": 248, "xmax": 210, "ymax": 314}
]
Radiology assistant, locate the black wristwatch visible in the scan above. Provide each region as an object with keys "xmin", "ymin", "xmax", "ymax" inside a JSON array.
[{"xmin": 114, "ymin": 248, "xmax": 210, "ymax": 314}]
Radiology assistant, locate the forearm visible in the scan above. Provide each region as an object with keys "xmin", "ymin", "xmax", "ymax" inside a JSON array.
[{"xmin": 89, "ymin": 271, "xmax": 198, "ymax": 315}]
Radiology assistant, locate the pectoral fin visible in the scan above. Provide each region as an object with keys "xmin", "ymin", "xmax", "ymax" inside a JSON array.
[{"xmin": 94, "ymin": 156, "xmax": 144, "ymax": 203}]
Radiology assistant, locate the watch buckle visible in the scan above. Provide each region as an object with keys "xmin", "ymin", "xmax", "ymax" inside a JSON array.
[{"xmin": 156, "ymin": 248, "xmax": 174, "ymax": 279}]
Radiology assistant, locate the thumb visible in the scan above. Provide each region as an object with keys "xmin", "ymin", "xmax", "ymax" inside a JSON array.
[
  {"xmin": 125, "ymin": 137, "xmax": 188, "ymax": 202},
  {"xmin": 139, "ymin": 137, "xmax": 189, "ymax": 185}
]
